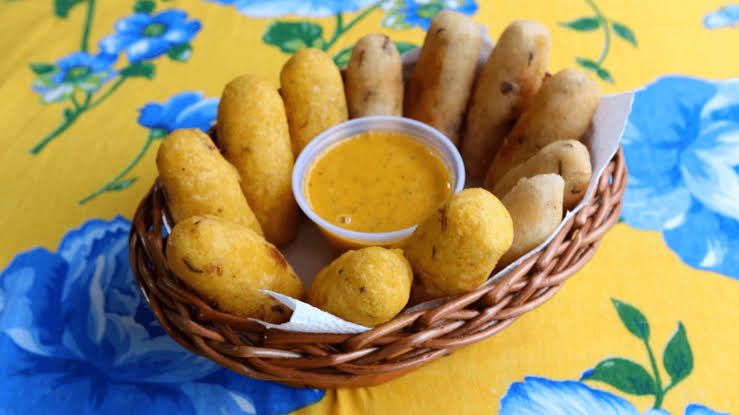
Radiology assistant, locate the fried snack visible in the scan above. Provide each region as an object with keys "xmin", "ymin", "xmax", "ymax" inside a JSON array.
[
  {"xmin": 280, "ymin": 48, "xmax": 348, "ymax": 155},
  {"xmin": 500, "ymin": 174, "xmax": 564, "ymax": 266},
  {"xmin": 166, "ymin": 215, "xmax": 303, "ymax": 323},
  {"xmin": 345, "ymin": 34, "xmax": 403, "ymax": 118},
  {"xmin": 461, "ymin": 20, "xmax": 550, "ymax": 178},
  {"xmin": 404, "ymin": 10, "xmax": 482, "ymax": 145},
  {"xmin": 485, "ymin": 68, "xmax": 600, "ymax": 183},
  {"xmin": 490, "ymin": 140, "xmax": 591, "ymax": 209},
  {"xmin": 156, "ymin": 129, "xmax": 262, "ymax": 235},
  {"xmin": 217, "ymin": 75, "xmax": 298, "ymax": 246},
  {"xmin": 308, "ymin": 247, "xmax": 412, "ymax": 326},
  {"xmin": 403, "ymin": 188, "xmax": 513, "ymax": 297}
]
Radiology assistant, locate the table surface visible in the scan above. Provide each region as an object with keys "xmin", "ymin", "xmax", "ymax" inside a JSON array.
[{"xmin": 1, "ymin": 1, "xmax": 737, "ymax": 414}]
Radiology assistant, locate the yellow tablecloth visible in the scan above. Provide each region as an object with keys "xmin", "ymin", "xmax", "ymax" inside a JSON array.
[{"xmin": 1, "ymin": 1, "xmax": 737, "ymax": 414}]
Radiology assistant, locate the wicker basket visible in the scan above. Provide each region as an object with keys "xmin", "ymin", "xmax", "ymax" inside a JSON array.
[{"xmin": 129, "ymin": 140, "xmax": 626, "ymax": 388}]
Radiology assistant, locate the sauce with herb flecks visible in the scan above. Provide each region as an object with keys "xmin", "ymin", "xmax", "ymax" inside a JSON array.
[{"xmin": 306, "ymin": 130, "xmax": 452, "ymax": 233}]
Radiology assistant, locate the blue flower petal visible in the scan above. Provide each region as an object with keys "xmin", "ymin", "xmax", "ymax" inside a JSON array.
[
  {"xmin": 703, "ymin": 5, "xmax": 739, "ymax": 29},
  {"xmin": 456, "ymin": 1, "xmax": 479, "ymax": 15},
  {"xmin": 99, "ymin": 33, "xmax": 139, "ymax": 55},
  {"xmin": 54, "ymin": 217, "xmax": 217, "ymax": 382},
  {"xmin": 381, "ymin": 0, "xmax": 478, "ymax": 29},
  {"xmin": 499, "ymin": 377, "xmax": 639, "ymax": 415},
  {"xmin": 0, "ymin": 217, "xmax": 325, "ymax": 414},
  {"xmin": 101, "ymin": 9, "xmax": 201, "ymax": 63},
  {"xmin": 138, "ymin": 92, "xmax": 205, "ymax": 132},
  {"xmin": 622, "ymin": 76, "xmax": 739, "ymax": 279},
  {"xmin": 681, "ymin": 121, "xmax": 739, "ymax": 221},
  {"xmin": 621, "ymin": 77, "xmax": 715, "ymax": 229},
  {"xmin": 195, "ymin": 370, "xmax": 324, "ymax": 415},
  {"xmin": 685, "ymin": 403, "xmax": 729, "ymax": 415},
  {"xmin": 0, "ymin": 336, "xmax": 103, "ymax": 415},
  {"xmin": 173, "ymin": 97, "xmax": 219, "ymax": 131},
  {"xmin": 402, "ymin": 13, "xmax": 432, "ymax": 30},
  {"xmin": 56, "ymin": 52, "xmax": 91, "ymax": 70},
  {"xmin": 138, "ymin": 103, "xmax": 166, "ymax": 129},
  {"xmin": 227, "ymin": 0, "xmax": 375, "ymax": 17},
  {"xmin": 621, "ymin": 174, "xmax": 692, "ymax": 230},
  {"xmin": 35, "ymin": 51, "xmax": 115, "ymax": 98},
  {"xmin": 663, "ymin": 200, "xmax": 739, "ymax": 278},
  {"xmin": 702, "ymin": 79, "xmax": 739, "ymax": 122},
  {"xmin": 126, "ymin": 37, "xmax": 170, "ymax": 62},
  {"xmin": 92, "ymin": 52, "xmax": 118, "ymax": 69},
  {"xmin": 152, "ymin": 9, "xmax": 188, "ymax": 25},
  {"xmin": 0, "ymin": 248, "xmax": 70, "ymax": 358},
  {"xmin": 163, "ymin": 20, "xmax": 202, "ymax": 44},
  {"xmin": 0, "ymin": 339, "xmax": 197, "ymax": 415},
  {"xmin": 623, "ymin": 76, "xmax": 716, "ymax": 179},
  {"xmin": 115, "ymin": 13, "xmax": 151, "ymax": 33}
]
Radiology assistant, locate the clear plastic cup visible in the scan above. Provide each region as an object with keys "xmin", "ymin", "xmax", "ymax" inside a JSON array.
[{"xmin": 292, "ymin": 116, "xmax": 465, "ymax": 250}]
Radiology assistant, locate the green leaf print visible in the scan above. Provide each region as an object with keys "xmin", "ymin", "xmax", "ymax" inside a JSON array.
[
  {"xmin": 576, "ymin": 56, "xmax": 600, "ymax": 71},
  {"xmin": 107, "ymin": 177, "xmax": 137, "ymax": 191},
  {"xmin": 167, "ymin": 43, "xmax": 192, "ymax": 62},
  {"xmin": 561, "ymin": 0, "xmax": 638, "ymax": 84},
  {"xmin": 121, "ymin": 61, "xmax": 155, "ymax": 79},
  {"xmin": 29, "ymin": 63, "xmax": 57, "ymax": 75},
  {"xmin": 595, "ymin": 66, "xmax": 613, "ymax": 83},
  {"xmin": 332, "ymin": 46, "xmax": 354, "ymax": 67},
  {"xmin": 662, "ymin": 322, "xmax": 693, "ymax": 387},
  {"xmin": 262, "ymin": 21, "xmax": 325, "ymax": 54},
  {"xmin": 576, "ymin": 57, "xmax": 614, "ymax": 83},
  {"xmin": 133, "ymin": 0, "xmax": 156, "ymax": 14},
  {"xmin": 54, "ymin": 0, "xmax": 85, "ymax": 18},
  {"xmin": 611, "ymin": 299, "xmax": 650, "ymax": 341},
  {"xmin": 612, "ymin": 21, "xmax": 637, "ymax": 46},
  {"xmin": 582, "ymin": 358, "xmax": 657, "ymax": 396},
  {"xmin": 584, "ymin": 298, "xmax": 696, "ymax": 409},
  {"xmin": 560, "ymin": 16, "xmax": 601, "ymax": 31}
]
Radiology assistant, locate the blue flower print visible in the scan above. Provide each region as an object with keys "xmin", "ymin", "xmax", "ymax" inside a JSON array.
[
  {"xmin": 703, "ymin": 4, "xmax": 739, "ymax": 29},
  {"xmin": 381, "ymin": 0, "xmax": 478, "ymax": 30},
  {"xmin": 77, "ymin": 91, "xmax": 220, "ymax": 204},
  {"xmin": 500, "ymin": 377, "xmax": 639, "ymax": 414},
  {"xmin": 685, "ymin": 404, "xmax": 729, "ymax": 415},
  {"xmin": 0, "ymin": 217, "xmax": 324, "ymax": 414},
  {"xmin": 32, "ymin": 52, "xmax": 116, "ymax": 103},
  {"xmin": 499, "ymin": 377, "xmax": 727, "ymax": 415},
  {"xmin": 138, "ymin": 91, "xmax": 219, "ymax": 138},
  {"xmin": 205, "ymin": 0, "xmax": 377, "ymax": 17},
  {"xmin": 99, "ymin": 9, "xmax": 201, "ymax": 63},
  {"xmin": 621, "ymin": 76, "xmax": 739, "ymax": 279}
]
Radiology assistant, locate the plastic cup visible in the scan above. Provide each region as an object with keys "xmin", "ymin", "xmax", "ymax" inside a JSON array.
[{"xmin": 292, "ymin": 116, "xmax": 465, "ymax": 250}]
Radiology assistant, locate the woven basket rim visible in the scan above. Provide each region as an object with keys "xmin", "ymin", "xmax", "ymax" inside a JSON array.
[{"xmin": 129, "ymin": 146, "xmax": 626, "ymax": 388}]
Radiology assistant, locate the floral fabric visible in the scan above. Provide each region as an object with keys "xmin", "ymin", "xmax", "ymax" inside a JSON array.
[{"xmin": 0, "ymin": 1, "xmax": 736, "ymax": 414}]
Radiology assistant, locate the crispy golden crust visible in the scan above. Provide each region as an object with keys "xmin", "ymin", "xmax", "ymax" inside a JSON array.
[
  {"xmin": 499, "ymin": 174, "xmax": 564, "ymax": 266},
  {"xmin": 485, "ymin": 68, "xmax": 600, "ymax": 183},
  {"xmin": 403, "ymin": 11, "xmax": 482, "ymax": 145},
  {"xmin": 346, "ymin": 34, "xmax": 403, "ymax": 118},
  {"xmin": 280, "ymin": 48, "xmax": 348, "ymax": 155},
  {"xmin": 156, "ymin": 129, "xmax": 262, "ymax": 235},
  {"xmin": 403, "ymin": 188, "xmax": 513, "ymax": 297},
  {"xmin": 461, "ymin": 20, "xmax": 550, "ymax": 178},
  {"xmin": 308, "ymin": 247, "xmax": 413, "ymax": 326},
  {"xmin": 217, "ymin": 75, "xmax": 298, "ymax": 245},
  {"xmin": 166, "ymin": 215, "xmax": 303, "ymax": 323},
  {"xmin": 490, "ymin": 140, "xmax": 591, "ymax": 209}
]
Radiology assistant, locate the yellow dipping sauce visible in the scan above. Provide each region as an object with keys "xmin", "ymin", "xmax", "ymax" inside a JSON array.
[{"xmin": 306, "ymin": 130, "xmax": 452, "ymax": 233}]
